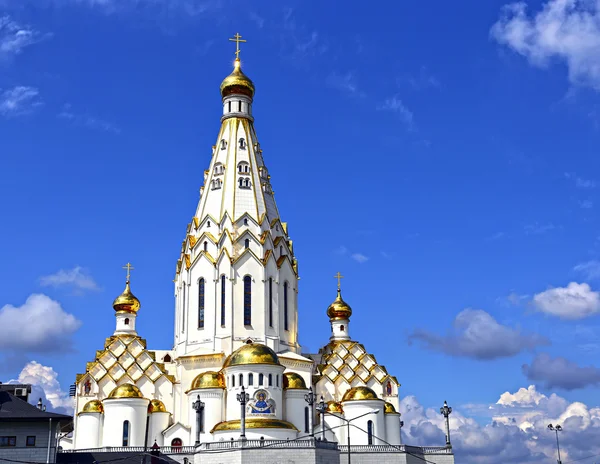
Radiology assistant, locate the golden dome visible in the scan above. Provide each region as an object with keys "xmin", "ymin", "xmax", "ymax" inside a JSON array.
[
  {"xmin": 223, "ymin": 343, "xmax": 280, "ymax": 368},
  {"xmin": 326, "ymin": 401, "xmax": 343, "ymax": 414},
  {"xmin": 220, "ymin": 59, "xmax": 255, "ymax": 98},
  {"xmin": 327, "ymin": 289, "xmax": 352, "ymax": 321},
  {"xmin": 107, "ymin": 383, "xmax": 143, "ymax": 399},
  {"xmin": 148, "ymin": 399, "xmax": 168, "ymax": 414},
  {"xmin": 80, "ymin": 400, "xmax": 103, "ymax": 414},
  {"xmin": 342, "ymin": 386, "xmax": 379, "ymax": 402},
  {"xmin": 384, "ymin": 402, "xmax": 398, "ymax": 414},
  {"xmin": 112, "ymin": 281, "xmax": 141, "ymax": 313},
  {"xmin": 190, "ymin": 371, "xmax": 225, "ymax": 390},
  {"xmin": 211, "ymin": 418, "xmax": 298, "ymax": 433},
  {"xmin": 283, "ymin": 372, "xmax": 307, "ymax": 390}
]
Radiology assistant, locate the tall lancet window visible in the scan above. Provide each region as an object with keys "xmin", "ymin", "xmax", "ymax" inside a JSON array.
[
  {"xmin": 221, "ymin": 275, "xmax": 226, "ymax": 326},
  {"xmin": 181, "ymin": 285, "xmax": 186, "ymax": 333},
  {"xmin": 122, "ymin": 420, "xmax": 130, "ymax": 446},
  {"xmin": 198, "ymin": 278, "xmax": 205, "ymax": 329},
  {"xmin": 367, "ymin": 420, "xmax": 374, "ymax": 445},
  {"xmin": 244, "ymin": 276, "xmax": 252, "ymax": 326},
  {"xmin": 284, "ymin": 281, "xmax": 289, "ymax": 331},
  {"xmin": 268, "ymin": 277, "xmax": 273, "ymax": 327}
]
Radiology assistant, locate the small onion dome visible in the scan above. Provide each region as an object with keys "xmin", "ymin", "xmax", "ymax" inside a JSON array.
[
  {"xmin": 220, "ymin": 59, "xmax": 255, "ymax": 99},
  {"xmin": 327, "ymin": 289, "xmax": 352, "ymax": 321},
  {"xmin": 81, "ymin": 400, "xmax": 103, "ymax": 414},
  {"xmin": 190, "ymin": 371, "xmax": 225, "ymax": 390},
  {"xmin": 108, "ymin": 383, "xmax": 143, "ymax": 399},
  {"xmin": 342, "ymin": 386, "xmax": 379, "ymax": 402},
  {"xmin": 148, "ymin": 399, "xmax": 167, "ymax": 414},
  {"xmin": 112, "ymin": 281, "xmax": 141, "ymax": 313},
  {"xmin": 283, "ymin": 372, "xmax": 307, "ymax": 390},
  {"xmin": 223, "ymin": 343, "xmax": 280, "ymax": 368},
  {"xmin": 211, "ymin": 418, "xmax": 298, "ymax": 433},
  {"xmin": 384, "ymin": 402, "xmax": 398, "ymax": 414},
  {"xmin": 326, "ymin": 401, "xmax": 343, "ymax": 414}
]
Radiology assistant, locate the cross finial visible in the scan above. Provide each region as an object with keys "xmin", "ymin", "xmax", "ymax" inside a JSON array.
[
  {"xmin": 334, "ymin": 272, "xmax": 344, "ymax": 291},
  {"xmin": 229, "ymin": 32, "xmax": 247, "ymax": 60},
  {"xmin": 122, "ymin": 262, "xmax": 134, "ymax": 283}
]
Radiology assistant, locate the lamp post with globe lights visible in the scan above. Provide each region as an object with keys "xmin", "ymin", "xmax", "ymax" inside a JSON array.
[
  {"xmin": 440, "ymin": 400, "xmax": 452, "ymax": 448},
  {"xmin": 191, "ymin": 395, "xmax": 205, "ymax": 445},
  {"xmin": 237, "ymin": 386, "xmax": 250, "ymax": 440},
  {"xmin": 304, "ymin": 387, "xmax": 316, "ymax": 437},
  {"xmin": 548, "ymin": 424, "xmax": 563, "ymax": 464}
]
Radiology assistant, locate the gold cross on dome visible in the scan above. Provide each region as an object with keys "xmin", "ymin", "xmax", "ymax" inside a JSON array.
[
  {"xmin": 334, "ymin": 272, "xmax": 344, "ymax": 291},
  {"xmin": 229, "ymin": 32, "xmax": 247, "ymax": 60},
  {"xmin": 122, "ymin": 262, "xmax": 134, "ymax": 282}
]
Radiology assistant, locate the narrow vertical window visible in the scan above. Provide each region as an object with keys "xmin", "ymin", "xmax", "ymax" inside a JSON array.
[
  {"xmin": 232, "ymin": 375, "xmax": 235, "ymax": 387},
  {"xmin": 228, "ymin": 101, "xmax": 231, "ymax": 112},
  {"xmin": 259, "ymin": 373, "xmax": 264, "ymax": 385},
  {"xmin": 276, "ymin": 375, "xmax": 279, "ymax": 387},
  {"xmin": 268, "ymin": 278, "xmax": 273, "ymax": 328},
  {"xmin": 239, "ymin": 373, "xmax": 243, "ymax": 386},
  {"xmin": 268, "ymin": 374, "xmax": 273, "ymax": 386},
  {"xmin": 204, "ymin": 241, "xmax": 207, "ymax": 252},
  {"xmin": 284, "ymin": 282, "xmax": 289, "ymax": 331},
  {"xmin": 244, "ymin": 218, "xmax": 248, "ymax": 226},
  {"xmin": 124, "ymin": 318, "xmax": 129, "ymax": 325},
  {"xmin": 198, "ymin": 278, "xmax": 205, "ymax": 328},
  {"xmin": 221, "ymin": 275, "xmax": 226, "ymax": 326},
  {"xmin": 182, "ymin": 285, "xmax": 186, "ymax": 333},
  {"xmin": 304, "ymin": 407, "xmax": 310, "ymax": 433},
  {"xmin": 244, "ymin": 238, "xmax": 249, "ymax": 249},
  {"xmin": 238, "ymin": 101, "xmax": 242, "ymax": 112},
  {"xmin": 244, "ymin": 275, "xmax": 252, "ymax": 325},
  {"xmin": 249, "ymin": 373, "xmax": 254, "ymax": 385},
  {"xmin": 367, "ymin": 420, "xmax": 374, "ymax": 445},
  {"xmin": 122, "ymin": 420, "xmax": 130, "ymax": 446}
]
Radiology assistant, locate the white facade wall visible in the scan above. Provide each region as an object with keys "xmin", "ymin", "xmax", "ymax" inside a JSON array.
[
  {"xmin": 212, "ymin": 427, "xmax": 297, "ymax": 442},
  {"xmin": 330, "ymin": 319, "xmax": 350, "ymax": 341},
  {"xmin": 147, "ymin": 412, "xmax": 170, "ymax": 446},
  {"xmin": 341, "ymin": 400, "xmax": 385, "ymax": 446},
  {"xmin": 284, "ymin": 389, "xmax": 309, "ymax": 434},
  {"xmin": 187, "ymin": 389, "xmax": 223, "ymax": 443},
  {"xmin": 114, "ymin": 313, "xmax": 137, "ymax": 335},
  {"xmin": 75, "ymin": 414, "xmax": 101, "ymax": 448},
  {"xmin": 385, "ymin": 413, "xmax": 401, "ymax": 445},
  {"xmin": 102, "ymin": 398, "xmax": 149, "ymax": 447}
]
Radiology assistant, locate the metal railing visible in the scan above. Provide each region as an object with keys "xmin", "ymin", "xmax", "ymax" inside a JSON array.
[{"xmin": 61, "ymin": 446, "xmax": 196, "ymax": 454}]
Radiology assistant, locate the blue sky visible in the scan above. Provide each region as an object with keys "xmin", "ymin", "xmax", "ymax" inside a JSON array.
[{"xmin": 2, "ymin": 0, "xmax": 600, "ymax": 461}]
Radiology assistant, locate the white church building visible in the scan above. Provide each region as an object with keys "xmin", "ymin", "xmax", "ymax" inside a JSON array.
[{"xmin": 65, "ymin": 36, "xmax": 455, "ymax": 464}]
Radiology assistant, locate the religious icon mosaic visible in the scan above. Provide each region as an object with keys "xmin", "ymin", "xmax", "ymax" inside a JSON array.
[{"xmin": 247, "ymin": 389, "xmax": 276, "ymax": 416}]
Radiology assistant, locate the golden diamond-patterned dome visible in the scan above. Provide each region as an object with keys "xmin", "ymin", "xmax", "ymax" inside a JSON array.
[
  {"xmin": 223, "ymin": 343, "xmax": 280, "ymax": 368},
  {"xmin": 190, "ymin": 371, "xmax": 225, "ymax": 390},
  {"xmin": 283, "ymin": 372, "xmax": 307, "ymax": 390},
  {"xmin": 112, "ymin": 281, "xmax": 140, "ymax": 313},
  {"xmin": 220, "ymin": 59, "xmax": 255, "ymax": 98},
  {"xmin": 327, "ymin": 289, "xmax": 352, "ymax": 321}
]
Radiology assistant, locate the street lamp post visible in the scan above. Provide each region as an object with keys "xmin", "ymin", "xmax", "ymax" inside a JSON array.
[
  {"xmin": 439, "ymin": 400, "xmax": 452, "ymax": 448},
  {"xmin": 192, "ymin": 395, "xmax": 205, "ymax": 446},
  {"xmin": 236, "ymin": 386, "xmax": 250, "ymax": 440},
  {"xmin": 304, "ymin": 387, "xmax": 316, "ymax": 437},
  {"xmin": 399, "ymin": 417, "xmax": 404, "ymax": 445},
  {"xmin": 317, "ymin": 396, "xmax": 326, "ymax": 441},
  {"xmin": 548, "ymin": 424, "xmax": 563, "ymax": 464},
  {"xmin": 316, "ymin": 402, "xmax": 379, "ymax": 464}
]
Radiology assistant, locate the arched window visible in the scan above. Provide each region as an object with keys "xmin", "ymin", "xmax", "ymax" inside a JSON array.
[
  {"xmin": 244, "ymin": 218, "xmax": 248, "ymax": 226},
  {"xmin": 122, "ymin": 420, "xmax": 130, "ymax": 446},
  {"xmin": 221, "ymin": 275, "xmax": 226, "ymax": 326},
  {"xmin": 203, "ymin": 241, "xmax": 208, "ymax": 252},
  {"xmin": 238, "ymin": 101, "xmax": 242, "ymax": 113},
  {"xmin": 238, "ymin": 178, "xmax": 244, "ymax": 188},
  {"xmin": 171, "ymin": 438, "xmax": 182, "ymax": 451},
  {"xmin": 228, "ymin": 101, "xmax": 231, "ymax": 113},
  {"xmin": 244, "ymin": 238, "xmax": 249, "ymax": 249},
  {"xmin": 232, "ymin": 375, "xmax": 235, "ymax": 387},
  {"xmin": 249, "ymin": 373, "xmax": 254, "ymax": 385},
  {"xmin": 244, "ymin": 275, "xmax": 252, "ymax": 326},
  {"xmin": 238, "ymin": 162, "xmax": 249, "ymax": 173},
  {"xmin": 239, "ymin": 138, "xmax": 246, "ymax": 149},
  {"xmin": 214, "ymin": 163, "xmax": 224, "ymax": 176},
  {"xmin": 304, "ymin": 407, "xmax": 310, "ymax": 433},
  {"xmin": 367, "ymin": 420, "xmax": 374, "ymax": 445},
  {"xmin": 340, "ymin": 325, "xmax": 345, "ymax": 332},
  {"xmin": 259, "ymin": 373, "xmax": 264, "ymax": 385},
  {"xmin": 239, "ymin": 373, "xmax": 243, "ymax": 386},
  {"xmin": 244, "ymin": 178, "xmax": 250, "ymax": 187},
  {"xmin": 268, "ymin": 278, "xmax": 273, "ymax": 328},
  {"xmin": 198, "ymin": 278, "xmax": 205, "ymax": 328},
  {"xmin": 276, "ymin": 375, "xmax": 279, "ymax": 387},
  {"xmin": 284, "ymin": 282, "xmax": 289, "ymax": 331},
  {"xmin": 124, "ymin": 318, "xmax": 129, "ymax": 325},
  {"xmin": 207, "ymin": 221, "xmax": 211, "ymax": 228},
  {"xmin": 220, "ymin": 139, "xmax": 227, "ymax": 150},
  {"xmin": 268, "ymin": 374, "xmax": 273, "ymax": 386}
]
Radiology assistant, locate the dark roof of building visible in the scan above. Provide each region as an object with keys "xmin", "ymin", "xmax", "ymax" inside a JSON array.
[
  {"xmin": 0, "ymin": 383, "xmax": 32, "ymax": 394},
  {"xmin": 0, "ymin": 391, "xmax": 72, "ymax": 422}
]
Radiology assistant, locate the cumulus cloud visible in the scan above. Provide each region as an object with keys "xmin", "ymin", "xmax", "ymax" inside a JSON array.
[
  {"xmin": 0, "ymin": 86, "xmax": 42, "ymax": 117},
  {"xmin": 408, "ymin": 309, "xmax": 548, "ymax": 360},
  {"xmin": 377, "ymin": 95, "xmax": 414, "ymax": 127},
  {"xmin": 0, "ymin": 294, "xmax": 81, "ymax": 351},
  {"xmin": 523, "ymin": 353, "xmax": 600, "ymax": 390},
  {"xmin": 533, "ymin": 282, "xmax": 600, "ymax": 319},
  {"xmin": 13, "ymin": 361, "xmax": 72, "ymax": 414},
  {"xmin": 351, "ymin": 253, "xmax": 369, "ymax": 263},
  {"xmin": 0, "ymin": 15, "xmax": 47, "ymax": 59},
  {"xmin": 402, "ymin": 386, "xmax": 600, "ymax": 463},
  {"xmin": 39, "ymin": 265, "xmax": 99, "ymax": 292},
  {"xmin": 574, "ymin": 260, "xmax": 600, "ymax": 280},
  {"xmin": 491, "ymin": 0, "xmax": 600, "ymax": 91}
]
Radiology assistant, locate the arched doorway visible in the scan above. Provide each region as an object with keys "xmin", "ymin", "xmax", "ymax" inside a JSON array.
[{"xmin": 171, "ymin": 438, "xmax": 182, "ymax": 452}]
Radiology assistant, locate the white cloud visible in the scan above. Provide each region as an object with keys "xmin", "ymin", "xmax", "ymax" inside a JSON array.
[
  {"xmin": 402, "ymin": 386, "xmax": 600, "ymax": 463},
  {"xmin": 0, "ymin": 294, "xmax": 81, "ymax": 351},
  {"xmin": 377, "ymin": 95, "xmax": 414, "ymax": 126},
  {"xmin": 523, "ymin": 353, "xmax": 600, "ymax": 390},
  {"xmin": 574, "ymin": 260, "xmax": 600, "ymax": 280},
  {"xmin": 351, "ymin": 253, "xmax": 369, "ymax": 263},
  {"xmin": 409, "ymin": 309, "xmax": 548, "ymax": 359},
  {"xmin": 39, "ymin": 265, "xmax": 99, "ymax": 292},
  {"xmin": 565, "ymin": 172, "xmax": 596, "ymax": 188},
  {"xmin": 326, "ymin": 71, "xmax": 364, "ymax": 98},
  {"xmin": 505, "ymin": 291, "xmax": 530, "ymax": 306},
  {"xmin": 0, "ymin": 86, "xmax": 42, "ymax": 117},
  {"xmin": 580, "ymin": 199, "xmax": 594, "ymax": 209},
  {"xmin": 333, "ymin": 245, "xmax": 348, "ymax": 255},
  {"xmin": 14, "ymin": 361, "xmax": 72, "ymax": 413},
  {"xmin": 524, "ymin": 222, "xmax": 556, "ymax": 235},
  {"xmin": 533, "ymin": 282, "xmax": 600, "ymax": 319},
  {"xmin": 491, "ymin": 0, "xmax": 600, "ymax": 91},
  {"xmin": 58, "ymin": 105, "xmax": 120, "ymax": 134},
  {"xmin": 0, "ymin": 15, "xmax": 46, "ymax": 59}
]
